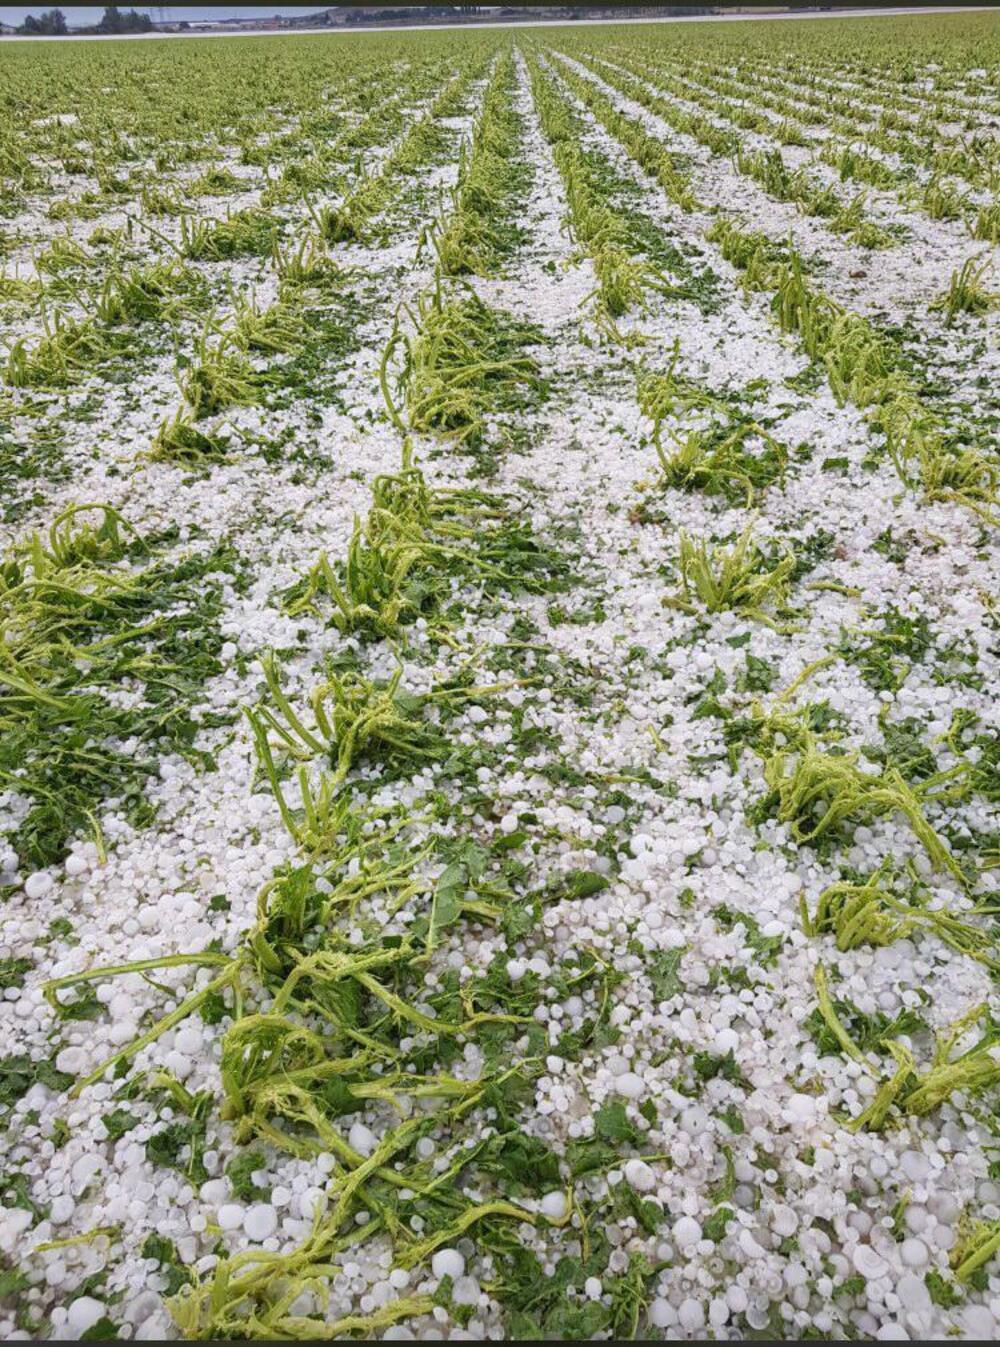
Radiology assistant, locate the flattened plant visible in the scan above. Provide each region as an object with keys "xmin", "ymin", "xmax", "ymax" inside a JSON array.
[
  {"xmin": 971, "ymin": 200, "xmax": 1000, "ymax": 244},
  {"xmin": 230, "ymin": 293, "xmax": 305, "ymax": 355},
  {"xmin": 93, "ymin": 258, "xmax": 202, "ymax": 326},
  {"xmin": 149, "ymin": 408, "xmax": 230, "ymax": 465},
  {"xmin": 433, "ymin": 53, "xmax": 528, "ymax": 277},
  {"xmin": 755, "ymin": 715, "xmax": 965, "ymax": 882},
  {"xmin": 918, "ymin": 439, "xmax": 1000, "ymax": 524},
  {"xmin": 285, "ymin": 463, "xmax": 563, "ymax": 640},
  {"xmin": 382, "ymin": 284, "xmax": 546, "ymax": 446},
  {"xmin": 802, "ymin": 863, "xmax": 997, "ymax": 967},
  {"xmin": 931, "ymin": 255, "xmax": 998, "ymax": 326},
  {"xmin": 665, "ymin": 524, "xmax": 797, "ymax": 627},
  {"xmin": 820, "ymin": 985, "xmax": 1000, "ymax": 1132},
  {"xmin": 653, "ymin": 419, "xmax": 788, "ymax": 506},
  {"xmin": 5, "ymin": 309, "xmax": 123, "ymax": 389},
  {"xmin": 273, "ymin": 234, "xmax": 344, "ymax": 292},
  {"xmin": 1, "ymin": 504, "xmax": 232, "ymax": 866},
  {"xmin": 180, "ymin": 207, "xmax": 281, "ymax": 261},
  {"xmin": 179, "ymin": 328, "xmax": 262, "ymax": 420}
]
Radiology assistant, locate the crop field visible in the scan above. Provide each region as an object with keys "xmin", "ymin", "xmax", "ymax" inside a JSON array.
[{"xmin": 0, "ymin": 7, "xmax": 998, "ymax": 1341}]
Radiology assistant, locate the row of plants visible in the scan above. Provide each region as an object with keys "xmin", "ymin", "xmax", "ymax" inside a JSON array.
[{"xmin": 536, "ymin": 32, "xmax": 1000, "ymax": 1155}]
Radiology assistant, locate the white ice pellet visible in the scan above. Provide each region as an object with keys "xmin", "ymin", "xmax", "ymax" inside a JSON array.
[
  {"xmin": 673, "ymin": 1215, "xmax": 702, "ymax": 1249},
  {"xmin": 727, "ymin": 1286, "xmax": 749, "ymax": 1314},
  {"xmin": 709, "ymin": 1297, "xmax": 729, "ymax": 1326},
  {"xmin": 540, "ymin": 1191, "xmax": 568, "ymax": 1220},
  {"xmin": 431, "ymin": 1248, "xmax": 465, "ymax": 1281},
  {"xmin": 900, "ymin": 1238, "xmax": 929, "ymax": 1268},
  {"xmin": 623, "ymin": 1159, "xmax": 656, "ymax": 1193},
  {"xmin": 770, "ymin": 1204, "xmax": 798, "ymax": 1237},
  {"xmin": 56, "ymin": 1046, "xmax": 87, "ymax": 1075},
  {"xmin": 175, "ymin": 1026, "xmax": 203, "ymax": 1055},
  {"xmin": 784, "ymin": 1093, "xmax": 816, "ymax": 1124},
  {"xmin": 65, "ymin": 1297, "xmax": 106, "ymax": 1337},
  {"xmin": 201, "ymin": 1179, "xmax": 228, "ymax": 1205},
  {"xmin": 71, "ymin": 1154, "xmax": 103, "ymax": 1190},
  {"xmin": 648, "ymin": 1299, "xmax": 677, "ymax": 1328},
  {"xmin": 243, "ymin": 1205, "xmax": 278, "ymax": 1242},
  {"xmin": 299, "ymin": 1188, "xmax": 327, "ymax": 1221},
  {"xmin": 24, "ymin": 871, "xmax": 53, "ymax": 899},
  {"xmin": 896, "ymin": 1274, "xmax": 931, "ymax": 1312},
  {"xmin": 853, "ymin": 1245, "xmax": 888, "ymax": 1280},
  {"xmin": 348, "ymin": 1122, "xmax": 377, "ymax": 1156},
  {"xmin": 164, "ymin": 1050, "xmax": 192, "ymax": 1079},
  {"xmin": 678, "ymin": 1298, "xmax": 706, "ymax": 1332},
  {"xmin": 963, "ymin": 1306, "xmax": 997, "ymax": 1338},
  {"xmin": 452, "ymin": 1276, "xmax": 480, "ymax": 1306},
  {"xmin": 613, "ymin": 1072, "xmax": 645, "ymax": 1099},
  {"xmin": 1, "ymin": 1209, "xmax": 33, "ymax": 1242},
  {"xmin": 713, "ymin": 1027, "xmax": 739, "ymax": 1055},
  {"xmin": 49, "ymin": 1195, "xmax": 75, "ymax": 1225},
  {"xmin": 901, "ymin": 1151, "xmax": 931, "ymax": 1183}
]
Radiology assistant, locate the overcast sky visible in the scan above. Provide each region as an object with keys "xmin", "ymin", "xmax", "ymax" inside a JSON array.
[{"xmin": 0, "ymin": 5, "xmax": 332, "ymax": 25}]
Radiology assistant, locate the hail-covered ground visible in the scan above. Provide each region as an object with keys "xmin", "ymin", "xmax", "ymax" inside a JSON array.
[{"xmin": 0, "ymin": 10, "xmax": 998, "ymax": 1343}]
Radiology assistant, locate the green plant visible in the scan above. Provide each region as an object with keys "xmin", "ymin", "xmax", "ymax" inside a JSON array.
[
  {"xmin": 922, "ymin": 174, "xmax": 966, "ymax": 221},
  {"xmin": 140, "ymin": 184, "xmax": 191, "ymax": 217},
  {"xmin": 190, "ymin": 166, "xmax": 244, "ymax": 195},
  {"xmin": 0, "ymin": 505, "xmax": 233, "ymax": 866},
  {"xmin": 653, "ymin": 419, "xmax": 787, "ymax": 505},
  {"xmin": 665, "ymin": 524, "xmax": 796, "ymax": 625},
  {"xmin": 931, "ymin": 255, "xmax": 998, "ymax": 325},
  {"xmin": 952, "ymin": 1220, "xmax": 1000, "ymax": 1284},
  {"xmin": 5, "ymin": 309, "xmax": 122, "ymax": 388},
  {"xmin": 382, "ymin": 285, "xmax": 545, "ymax": 446},
  {"xmin": 802, "ymin": 863, "xmax": 996, "ymax": 967},
  {"xmin": 247, "ymin": 656, "xmax": 438, "ymax": 812},
  {"xmin": 756, "ymin": 717, "xmax": 964, "ymax": 881},
  {"xmin": 179, "ymin": 329, "xmax": 262, "ymax": 419},
  {"xmin": 847, "ymin": 999, "xmax": 1000, "ymax": 1131},
  {"xmin": 273, "ymin": 235, "xmax": 344, "ymax": 291},
  {"xmin": 636, "ymin": 343, "xmax": 727, "ymax": 426},
  {"xmin": 433, "ymin": 54, "xmax": 527, "ymax": 277},
  {"xmin": 149, "ymin": 409, "xmax": 230, "ymax": 464},
  {"xmin": 93, "ymin": 258, "xmax": 200, "ymax": 325},
  {"xmin": 284, "ymin": 462, "xmax": 565, "ymax": 640},
  {"xmin": 822, "ymin": 312, "xmax": 895, "ymax": 407},
  {"xmin": 180, "ymin": 207, "xmax": 281, "ymax": 261},
  {"xmin": 230, "ymin": 294, "xmax": 304, "ymax": 354},
  {"xmin": 918, "ymin": 440, "xmax": 1000, "ymax": 523},
  {"xmin": 971, "ymin": 200, "xmax": 1000, "ymax": 243},
  {"xmin": 588, "ymin": 246, "xmax": 670, "ymax": 321},
  {"xmin": 705, "ymin": 217, "xmax": 782, "ymax": 292}
]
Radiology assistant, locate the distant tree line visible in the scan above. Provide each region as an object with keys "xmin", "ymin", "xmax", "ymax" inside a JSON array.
[
  {"xmin": 17, "ymin": 8, "xmax": 66, "ymax": 33},
  {"xmin": 95, "ymin": 5, "xmax": 153, "ymax": 32},
  {"xmin": 17, "ymin": 6, "xmax": 153, "ymax": 35}
]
